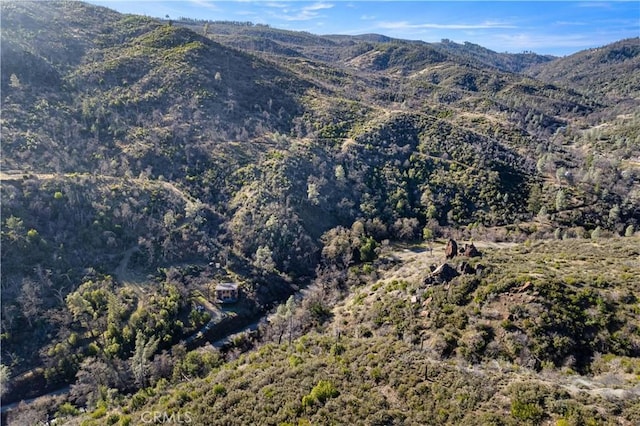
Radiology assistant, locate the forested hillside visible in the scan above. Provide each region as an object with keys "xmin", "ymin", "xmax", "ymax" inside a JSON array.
[
  {"xmin": 60, "ymin": 237, "xmax": 640, "ymax": 425},
  {"xmin": 1, "ymin": 2, "xmax": 638, "ymax": 424}
]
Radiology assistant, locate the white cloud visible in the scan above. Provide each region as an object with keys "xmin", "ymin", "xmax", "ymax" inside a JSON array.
[
  {"xmin": 188, "ymin": 0, "xmax": 221, "ymax": 12},
  {"xmin": 264, "ymin": 2, "xmax": 289, "ymax": 8},
  {"xmin": 554, "ymin": 20, "xmax": 588, "ymax": 26},
  {"xmin": 268, "ymin": 2, "xmax": 335, "ymax": 21},
  {"xmin": 490, "ymin": 32, "xmax": 607, "ymax": 52},
  {"xmin": 304, "ymin": 2, "xmax": 334, "ymax": 12},
  {"xmin": 378, "ymin": 20, "xmax": 517, "ymax": 30},
  {"xmin": 577, "ymin": 2, "xmax": 612, "ymax": 8},
  {"xmin": 361, "ymin": 14, "xmax": 376, "ymax": 21}
]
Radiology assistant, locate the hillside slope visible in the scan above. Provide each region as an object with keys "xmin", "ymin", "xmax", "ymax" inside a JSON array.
[
  {"xmin": 55, "ymin": 237, "xmax": 640, "ymax": 426},
  {"xmin": 1, "ymin": 2, "xmax": 639, "ymax": 421},
  {"xmin": 526, "ymin": 37, "xmax": 640, "ymax": 106}
]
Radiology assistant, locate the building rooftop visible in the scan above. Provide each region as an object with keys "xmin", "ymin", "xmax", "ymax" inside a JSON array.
[{"xmin": 215, "ymin": 282, "xmax": 238, "ymax": 290}]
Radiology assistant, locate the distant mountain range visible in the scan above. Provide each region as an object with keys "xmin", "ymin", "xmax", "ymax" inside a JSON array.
[{"xmin": 1, "ymin": 2, "xmax": 639, "ymax": 422}]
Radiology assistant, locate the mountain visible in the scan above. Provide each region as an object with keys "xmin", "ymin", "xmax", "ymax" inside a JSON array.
[
  {"xmin": 176, "ymin": 18, "xmax": 557, "ymax": 73},
  {"xmin": 526, "ymin": 37, "xmax": 640, "ymax": 103},
  {"xmin": 1, "ymin": 2, "xmax": 639, "ymax": 424},
  {"xmin": 433, "ymin": 39, "xmax": 557, "ymax": 73}
]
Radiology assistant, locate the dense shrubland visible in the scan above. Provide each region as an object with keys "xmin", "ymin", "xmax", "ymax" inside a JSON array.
[
  {"xmin": 1, "ymin": 2, "xmax": 639, "ymax": 423},
  {"xmin": 38, "ymin": 237, "xmax": 639, "ymax": 426}
]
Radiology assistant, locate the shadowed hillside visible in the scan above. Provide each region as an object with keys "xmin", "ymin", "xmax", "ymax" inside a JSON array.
[{"xmin": 1, "ymin": 2, "xmax": 639, "ymax": 424}]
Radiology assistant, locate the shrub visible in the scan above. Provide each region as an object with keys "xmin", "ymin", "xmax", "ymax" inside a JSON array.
[
  {"xmin": 130, "ymin": 392, "xmax": 147, "ymax": 410},
  {"xmin": 106, "ymin": 413, "xmax": 120, "ymax": 425},
  {"xmin": 511, "ymin": 399, "xmax": 543, "ymax": 423},
  {"xmin": 625, "ymin": 225, "xmax": 635, "ymax": 237},
  {"xmin": 90, "ymin": 406, "xmax": 107, "ymax": 419},
  {"xmin": 289, "ymin": 355, "xmax": 303, "ymax": 367},
  {"xmin": 212, "ymin": 383, "xmax": 226, "ymax": 396},
  {"xmin": 302, "ymin": 380, "xmax": 339, "ymax": 408},
  {"xmin": 56, "ymin": 402, "xmax": 80, "ymax": 418},
  {"xmin": 331, "ymin": 343, "xmax": 346, "ymax": 356},
  {"xmin": 508, "ymin": 382, "xmax": 550, "ymax": 424},
  {"xmin": 370, "ymin": 367, "xmax": 383, "ymax": 383}
]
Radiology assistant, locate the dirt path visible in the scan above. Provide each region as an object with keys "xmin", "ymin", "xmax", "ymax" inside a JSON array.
[
  {"xmin": 0, "ymin": 171, "xmax": 58, "ymax": 181},
  {"xmin": 0, "ymin": 170, "xmax": 198, "ymax": 212},
  {"xmin": 380, "ymin": 240, "xmax": 517, "ymax": 283},
  {"xmin": 114, "ymin": 246, "xmax": 140, "ymax": 282},
  {"xmin": 0, "ymin": 386, "xmax": 70, "ymax": 414},
  {"xmin": 348, "ymin": 240, "xmax": 640, "ymax": 403}
]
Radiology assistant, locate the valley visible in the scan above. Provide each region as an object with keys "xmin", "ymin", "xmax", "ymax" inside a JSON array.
[{"xmin": 1, "ymin": 1, "xmax": 639, "ymax": 424}]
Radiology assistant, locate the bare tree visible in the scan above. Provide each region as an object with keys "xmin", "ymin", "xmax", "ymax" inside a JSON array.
[
  {"xmin": 18, "ymin": 278, "xmax": 42, "ymax": 327},
  {"xmin": 70, "ymin": 357, "xmax": 117, "ymax": 407}
]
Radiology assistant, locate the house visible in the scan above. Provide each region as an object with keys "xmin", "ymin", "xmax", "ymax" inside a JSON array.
[{"xmin": 215, "ymin": 282, "xmax": 239, "ymax": 303}]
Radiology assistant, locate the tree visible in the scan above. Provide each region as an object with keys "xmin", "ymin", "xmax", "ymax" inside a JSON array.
[
  {"xmin": 3, "ymin": 215, "xmax": 25, "ymax": 241},
  {"xmin": 18, "ymin": 278, "xmax": 42, "ymax": 327},
  {"xmin": 527, "ymin": 184, "xmax": 543, "ymax": 215},
  {"xmin": 359, "ymin": 236, "xmax": 378, "ymax": 262},
  {"xmin": 285, "ymin": 296, "xmax": 297, "ymax": 345},
  {"xmin": 9, "ymin": 73, "xmax": 21, "ymax": 89},
  {"xmin": 555, "ymin": 189, "xmax": 567, "ymax": 212},
  {"xmin": 307, "ymin": 182, "xmax": 320, "ymax": 205},
  {"xmin": 66, "ymin": 280, "xmax": 110, "ymax": 339},
  {"xmin": 537, "ymin": 206, "xmax": 549, "ymax": 221},
  {"xmin": 321, "ymin": 227, "xmax": 354, "ymax": 268},
  {"xmin": 0, "ymin": 364, "xmax": 10, "ymax": 397},
  {"xmin": 185, "ymin": 199, "xmax": 205, "ymax": 225},
  {"xmin": 393, "ymin": 217, "xmax": 420, "ymax": 240},
  {"xmin": 150, "ymin": 350, "xmax": 174, "ymax": 383},
  {"xmin": 271, "ymin": 296, "xmax": 297, "ymax": 345},
  {"xmin": 70, "ymin": 357, "xmax": 117, "ymax": 407},
  {"xmin": 130, "ymin": 331, "xmax": 159, "ymax": 388},
  {"xmin": 7, "ymin": 401, "xmax": 47, "ymax": 426},
  {"xmin": 554, "ymin": 228, "xmax": 562, "ymax": 240},
  {"xmin": 536, "ymin": 155, "xmax": 547, "ymax": 174},
  {"xmin": 625, "ymin": 224, "xmax": 635, "ymax": 237},
  {"xmin": 608, "ymin": 204, "xmax": 620, "ymax": 226},
  {"xmin": 334, "ymin": 164, "xmax": 346, "ymax": 183},
  {"xmin": 254, "ymin": 245, "xmax": 276, "ymax": 272}
]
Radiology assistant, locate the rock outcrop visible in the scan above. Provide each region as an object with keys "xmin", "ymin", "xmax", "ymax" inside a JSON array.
[
  {"xmin": 445, "ymin": 239, "xmax": 458, "ymax": 259},
  {"xmin": 462, "ymin": 243, "xmax": 481, "ymax": 257},
  {"xmin": 458, "ymin": 261, "xmax": 475, "ymax": 275},
  {"xmin": 424, "ymin": 263, "xmax": 459, "ymax": 285}
]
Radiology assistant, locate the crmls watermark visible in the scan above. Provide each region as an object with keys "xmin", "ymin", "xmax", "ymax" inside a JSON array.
[{"xmin": 141, "ymin": 411, "xmax": 193, "ymax": 424}]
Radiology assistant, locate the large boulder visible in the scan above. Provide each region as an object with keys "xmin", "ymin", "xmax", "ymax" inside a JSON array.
[
  {"xmin": 462, "ymin": 243, "xmax": 481, "ymax": 257},
  {"xmin": 445, "ymin": 239, "xmax": 458, "ymax": 259},
  {"xmin": 424, "ymin": 263, "xmax": 459, "ymax": 285},
  {"xmin": 458, "ymin": 261, "xmax": 475, "ymax": 275}
]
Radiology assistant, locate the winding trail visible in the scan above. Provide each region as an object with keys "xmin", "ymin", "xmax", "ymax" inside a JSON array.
[{"xmin": 0, "ymin": 386, "xmax": 70, "ymax": 414}]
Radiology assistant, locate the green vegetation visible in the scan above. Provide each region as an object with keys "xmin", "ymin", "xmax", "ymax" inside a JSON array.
[
  {"xmin": 1, "ymin": 1, "xmax": 639, "ymax": 424},
  {"xmin": 9, "ymin": 237, "xmax": 637, "ymax": 425}
]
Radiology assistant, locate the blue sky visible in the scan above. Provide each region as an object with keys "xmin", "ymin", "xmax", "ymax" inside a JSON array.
[{"xmin": 87, "ymin": 1, "xmax": 639, "ymax": 56}]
